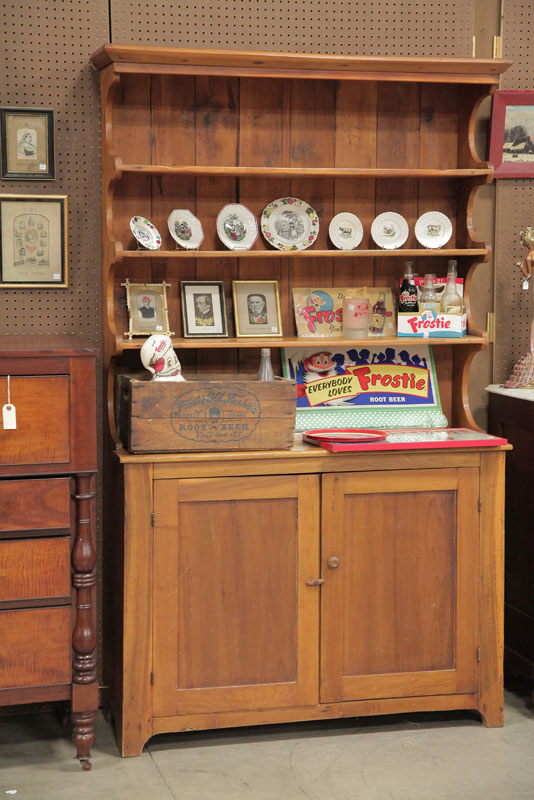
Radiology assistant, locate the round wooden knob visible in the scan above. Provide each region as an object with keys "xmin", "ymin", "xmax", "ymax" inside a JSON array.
[{"xmin": 327, "ymin": 556, "xmax": 340, "ymax": 569}]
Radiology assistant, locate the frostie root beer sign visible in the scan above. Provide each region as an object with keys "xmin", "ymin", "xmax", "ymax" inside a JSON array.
[{"xmin": 282, "ymin": 345, "xmax": 446, "ymax": 431}]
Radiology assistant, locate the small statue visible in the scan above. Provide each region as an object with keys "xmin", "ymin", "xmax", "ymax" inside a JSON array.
[
  {"xmin": 140, "ymin": 334, "xmax": 186, "ymax": 382},
  {"xmin": 515, "ymin": 226, "xmax": 534, "ymax": 290},
  {"xmin": 504, "ymin": 227, "xmax": 534, "ymax": 387}
]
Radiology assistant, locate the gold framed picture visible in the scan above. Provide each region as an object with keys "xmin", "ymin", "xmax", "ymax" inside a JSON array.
[
  {"xmin": 232, "ymin": 280, "xmax": 283, "ymax": 337},
  {"xmin": 0, "ymin": 194, "xmax": 68, "ymax": 287},
  {"xmin": 181, "ymin": 280, "xmax": 228, "ymax": 338},
  {"xmin": 0, "ymin": 108, "xmax": 55, "ymax": 180},
  {"xmin": 122, "ymin": 279, "xmax": 174, "ymax": 340}
]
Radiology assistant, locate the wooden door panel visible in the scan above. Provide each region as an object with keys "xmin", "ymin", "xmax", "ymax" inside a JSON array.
[
  {"xmin": 321, "ymin": 468, "xmax": 479, "ymax": 703},
  {"xmin": 153, "ymin": 474, "xmax": 319, "ymax": 717}
]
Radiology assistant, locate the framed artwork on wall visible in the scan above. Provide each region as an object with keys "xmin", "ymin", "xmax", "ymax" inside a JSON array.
[
  {"xmin": 0, "ymin": 108, "xmax": 55, "ymax": 180},
  {"xmin": 122, "ymin": 278, "xmax": 174, "ymax": 339},
  {"xmin": 232, "ymin": 280, "xmax": 283, "ymax": 337},
  {"xmin": 0, "ymin": 194, "xmax": 67, "ymax": 287},
  {"xmin": 181, "ymin": 280, "xmax": 228, "ymax": 338},
  {"xmin": 489, "ymin": 90, "xmax": 534, "ymax": 178}
]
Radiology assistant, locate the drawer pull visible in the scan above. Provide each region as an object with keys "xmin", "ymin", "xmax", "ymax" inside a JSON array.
[{"xmin": 327, "ymin": 556, "xmax": 340, "ymax": 569}]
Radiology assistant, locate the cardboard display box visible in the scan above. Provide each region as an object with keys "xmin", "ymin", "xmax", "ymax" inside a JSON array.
[{"xmin": 115, "ymin": 374, "xmax": 296, "ymax": 453}]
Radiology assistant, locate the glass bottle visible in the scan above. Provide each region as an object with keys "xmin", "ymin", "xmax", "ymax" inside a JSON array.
[
  {"xmin": 256, "ymin": 348, "xmax": 275, "ymax": 381},
  {"xmin": 440, "ymin": 259, "xmax": 464, "ymax": 314},
  {"xmin": 370, "ymin": 291, "xmax": 387, "ymax": 334},
  {"xmin": 399, "ymin": 261, "xmax": 419, "ymax": 313},
  {"xmin": 419, "ymin": 273, "xmax": 440, "ymax": 313}
]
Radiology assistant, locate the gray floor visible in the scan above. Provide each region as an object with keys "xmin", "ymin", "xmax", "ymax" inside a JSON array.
[{"xmin": 0, "ymin": 684, "xmax": 532, "ymax": 800}]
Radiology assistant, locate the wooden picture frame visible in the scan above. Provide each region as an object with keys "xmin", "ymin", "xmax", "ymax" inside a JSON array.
[
  {"xmin": 489, "ymin": 90, "xmax": 534, "ymax": 178},
  {"xmin": 0, "ymin": 194, "xmax": 67, "ymax": 287},
  {"xmin": 181, "ymin": 280, "xmax": 228, "ymax": 338},
  {"xmin": 122, "ymin": 278, "xmax": 174, "ymax": 340},
  {"xmin": 232, "ymin": 280, "xmax": 283, "ymax": 337},
  {"xmin": 0, "ymin": 108, "xmax": 55, "ymax": 180}
]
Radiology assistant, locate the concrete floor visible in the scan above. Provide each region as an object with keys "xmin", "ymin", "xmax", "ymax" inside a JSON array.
[{"xmin": 0, "ymin": 683, "xmax": 532, "ymax": 800}]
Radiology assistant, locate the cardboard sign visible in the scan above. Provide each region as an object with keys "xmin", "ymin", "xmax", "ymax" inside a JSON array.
[{"xmin": 292, "ymin": 287, "xmax": 396, "ymax": 337}]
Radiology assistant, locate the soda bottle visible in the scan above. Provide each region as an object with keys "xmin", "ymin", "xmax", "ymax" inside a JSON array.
[
  {"xmin": 370, "ymin": 291, "xmax": 387, "ymax": 334},
  {"xmin": 440, "ymin": 260, "xmax": 464, "ymax": 314},
  {"xmin": 256, "ymin": 348, "xmax": 275, "ymax": 381},
  {"xmin": 419, "ymin": 274, "xmax": 440, "ymax": 313},
  {"xmin": 399, "ymin": 261, "xmax": 419, "ymax": 313}
]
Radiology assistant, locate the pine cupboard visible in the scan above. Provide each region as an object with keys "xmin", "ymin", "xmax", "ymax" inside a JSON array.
[{"xmin": 88, "ymin": 45, "xmax": 510, "ymax": 756}]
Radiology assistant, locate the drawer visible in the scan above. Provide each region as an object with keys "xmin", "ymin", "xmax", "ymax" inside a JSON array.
[
  {"xmin": 0, "ymin": 477, "xmax": 70, "ymax": 535},
  {"xmin": 0, "ymin": 376, "xmax": 70, "ymax": 466},
  {"xmin": 0, "ymin": 538, "xmax": 70, "ymax": 603},
  {"xmin": 0, "ymin": 607, "xmax": 71, "ymax": 689}
]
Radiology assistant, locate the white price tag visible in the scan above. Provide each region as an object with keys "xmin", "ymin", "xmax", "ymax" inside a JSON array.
[
  {"xmin": 2, "ymin": 404, "xmax": 16, "ymax": 429},
  {"xmin": 39, "ymin": 163, "xmax": 47, "ymax": 170}
]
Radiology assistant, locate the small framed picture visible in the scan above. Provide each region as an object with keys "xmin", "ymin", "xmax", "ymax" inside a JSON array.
[
  {"xmin": 0, "ymin": 108, "xmax": 55, "ymax": 179},
  {"xmin": 181, "ymin": 281, "xmax": 228, "ymax": 338},
  {"xmin": 122, "ymin": 279, "xmax": 174, "ymax": 339},
  {"xmin": 0, "ymin": 194, "xmax": 67, "ymax": 287},
  {"xmin": 489, "ymin": 90, "xmax": 534, "ymax": 178},
  {"xmin": 232, "ymin": 280, "xmax": 283, "ymax": 337}
]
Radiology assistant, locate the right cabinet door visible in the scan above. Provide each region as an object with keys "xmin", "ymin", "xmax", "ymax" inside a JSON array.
[{"xmin": 320, "ymin": 467, "xmax": 479, "ymax": 703}]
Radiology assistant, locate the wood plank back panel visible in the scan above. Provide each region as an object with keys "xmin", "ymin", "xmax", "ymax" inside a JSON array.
[{"xmin": 0, "ymin": 538, "xmax": 70, "ymax": 602}]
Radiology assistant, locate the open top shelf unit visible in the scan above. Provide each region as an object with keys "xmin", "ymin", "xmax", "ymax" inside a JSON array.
[{"xmin": 91, "ymin": 44, "xmax": 511, "ymax": 434}]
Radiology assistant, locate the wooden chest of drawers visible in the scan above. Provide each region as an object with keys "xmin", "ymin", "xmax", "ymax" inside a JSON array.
[{"xmin": 0, "ymin": 335, "xmax": 98, "ymax": 770}]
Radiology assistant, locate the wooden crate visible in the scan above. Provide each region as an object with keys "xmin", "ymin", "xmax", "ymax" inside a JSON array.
[{"xmin": 115, "ymin": 374, "xmax": 296, "ymax": 453}]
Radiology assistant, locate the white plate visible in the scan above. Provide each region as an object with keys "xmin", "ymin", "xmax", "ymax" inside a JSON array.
[
  {"xmin": 415, "ymin": 211, "xmax": 453, "ymax": 249},
  {"xmin": 216, "ymin": 204, "xmax": 258, "ymax": 250},
  {"xmin": 261, "ymin": 197, "xmax": 319, "ymax": 251},
  {"xmin": 130, "ymin": 216, "xmax": 162, "ymax": 250},
  {"xmin": 168, "ymin": 209, "xmax": 204, "ymax": 250},
  {"xmin": 371, "ymin": 212, "xmax": 409, "ymax": 250},
  {"xmin": 328, "ymin": 212, "xmax": 363, "ymax": 250}
]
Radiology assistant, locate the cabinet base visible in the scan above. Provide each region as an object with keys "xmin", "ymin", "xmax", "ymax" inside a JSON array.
[{"xmin": 114, "ymin": 692, "xmax": 494, "ymax": 758}]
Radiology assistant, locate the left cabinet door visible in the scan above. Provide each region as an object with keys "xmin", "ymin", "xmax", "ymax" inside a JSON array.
[{"xmin": 153, "ymin": 473, "xmax": 320, "ymax": 717}]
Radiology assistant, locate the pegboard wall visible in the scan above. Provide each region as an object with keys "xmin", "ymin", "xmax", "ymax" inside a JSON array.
[
  {"xmin": 110, "ymin": 1, "xmax": 473, "ymax": 56},
  {"xmin": 494, "ymin": 1, "xmax": 534, "ymax": 383}
]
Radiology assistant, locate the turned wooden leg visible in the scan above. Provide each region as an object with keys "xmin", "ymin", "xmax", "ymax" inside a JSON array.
[{"xmin": 72, "ymin": 473, "xmax": 98, "ymax": 769}]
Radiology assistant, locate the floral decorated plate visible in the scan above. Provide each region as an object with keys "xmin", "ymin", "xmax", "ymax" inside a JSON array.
[
  {"xmin": 216, "ymin": 204, "xmax": 258, "ymax": 250},
  {"xmin": 167, "ymin": 209, "xmax": 204, "ymax": 250},
  {"xmin": 414, "ymin": 211, "xmax": 453, "ymax": 249},
  {"xmin": 130, "ymin": 216, "xmax": 162, "ymax": 250},
  {"xmin": 370, "ymin": 211, "xmax": 409, "ymax": 250},
  {"xmin": 329, "ymin": 212, "xmax": 363, "ymax": 250},
  {"xmin": 261, "ymin": 197, "xmax": 319, "ymax": 251}
]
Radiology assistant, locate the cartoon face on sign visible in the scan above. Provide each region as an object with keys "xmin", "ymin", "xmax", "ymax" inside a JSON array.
[{"xmin": 140, "ymin": 334, "xmax": 186, "ymax": 382}]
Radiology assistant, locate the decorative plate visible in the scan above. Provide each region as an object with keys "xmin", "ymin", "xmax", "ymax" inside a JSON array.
[
  {"xmin": 261, "ymin": 197, "xmax": 319, "ymax": 251},
  {"xmin": 370, "ymin": 212, "xmax": 409, "ymax": 250},
  {"xmin": 167, "ymin": 209, "xmax": 204, "ymax": 250},
  {"xmin": 414, "ymin": 211, "xmax": 453, "ymax": 249},
  {"xmin": 216, "ymin": 204, "xmax": 258, "ymax": 250},
  {"xmin": 328, "ymin": 212, "xmax": 363, "ymax": 250},
  {"xmin": 130, "ymin": 216, "xmax": 162, "ymax": 250}
]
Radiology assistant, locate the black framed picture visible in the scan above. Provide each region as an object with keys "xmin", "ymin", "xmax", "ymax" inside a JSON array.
[
  {"xmin": 0, "ymin": 108, "xmax": 55, "ymax": 180},
  {"xmin": 0, "ymin": 194, "xmax": 68, "ymax": 287},
  {"xmin": 181, "ymin": 280, "xmax": 228, "ymax": 338}
]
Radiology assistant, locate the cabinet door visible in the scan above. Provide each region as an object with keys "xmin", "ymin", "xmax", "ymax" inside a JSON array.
[
  {"xmin": 153, "ymin": 474, "xmax": 319, "ymax": 717},
  {"xmin": 321, "ymin": 468, "xmax": 479, "ymax": 703}
]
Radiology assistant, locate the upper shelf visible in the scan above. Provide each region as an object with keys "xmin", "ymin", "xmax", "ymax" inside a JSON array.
[
  {"xmin": 118, "ymin": 164, "xmax": 493, "ymax": 180},
  {"xmin": 91, "ymin": 44, "xmax": 512, "ymax": 85}
]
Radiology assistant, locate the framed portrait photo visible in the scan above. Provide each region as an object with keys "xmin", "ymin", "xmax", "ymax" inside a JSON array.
[
  {"xmin": 0, "ymin": 194, "xmax": 67, "ymax": 287},
  {"xmin": 232, "ymin": 280, "xmax": 283, "ymax": 337},
  {"xmin": 122, "ymin": 278, "xmax": 174, "ymax": 340},
  {"xmin": 181, "ymin": 281, "xmax": 228, "ymax": 338},
  {"xmin": 489, "ymin": 90, "xmax": 534, "ymax": 178},
  {"xmin": 0, "ymin": 108, "xmax": 55, "ymax": 179}
]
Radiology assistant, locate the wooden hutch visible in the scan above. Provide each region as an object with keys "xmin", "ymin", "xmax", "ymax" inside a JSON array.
[{"xmin": 90, "ymin": 44, "xmax": 511, "ymax": 756}]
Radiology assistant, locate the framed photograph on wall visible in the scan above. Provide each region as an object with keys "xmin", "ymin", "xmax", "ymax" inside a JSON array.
[
  {"xmin": 0, "ymin": 108, "xmax": 55, "ymax": 180},
  {"xmin": 0, "ymin": 194, "xmax": 67, "ymax": 287},
  {"xmin": 122, "ymin": 278, "xmax": 174, "ymax": 340},
  {"xmin": 181, "ymin": 280, "xmax": 228, "ymax": 338},
  {"xmin": 489, "ymin": 90, "xmax": 534, "ymax": 178},
  {"xmin": 232, "ymin": 280, "xmax": 283, "ymax": 337}
]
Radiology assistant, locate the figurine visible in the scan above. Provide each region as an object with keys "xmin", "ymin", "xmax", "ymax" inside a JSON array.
[
  {"xmin": 504, "ymin": 228, "xmax": 534, "ymax": 387},
  {"xmin": 515, "ymin": 226, "xmax": 534, "ymax": 290},
  {"xmin": 140, "ymin": 334, "xmax": 186, "ymax": 381}
]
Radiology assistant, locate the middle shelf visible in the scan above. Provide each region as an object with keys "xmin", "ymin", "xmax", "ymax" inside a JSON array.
[{"xmin": 118, "ymin": 248, "xmax": 489, "ymax": 260}]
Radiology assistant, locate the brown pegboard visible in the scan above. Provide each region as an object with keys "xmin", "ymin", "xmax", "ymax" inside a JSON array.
[
  {"xmin": 0, "ymin": 0, "xmax": 109, "ymax": 688},
  {"xmin": 110, "ymin": 1, "xmax": 473, "ymax": 57},
  {"xmin": 493, "ymin": 1, "xmax": 534, "ymax": 382}
]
